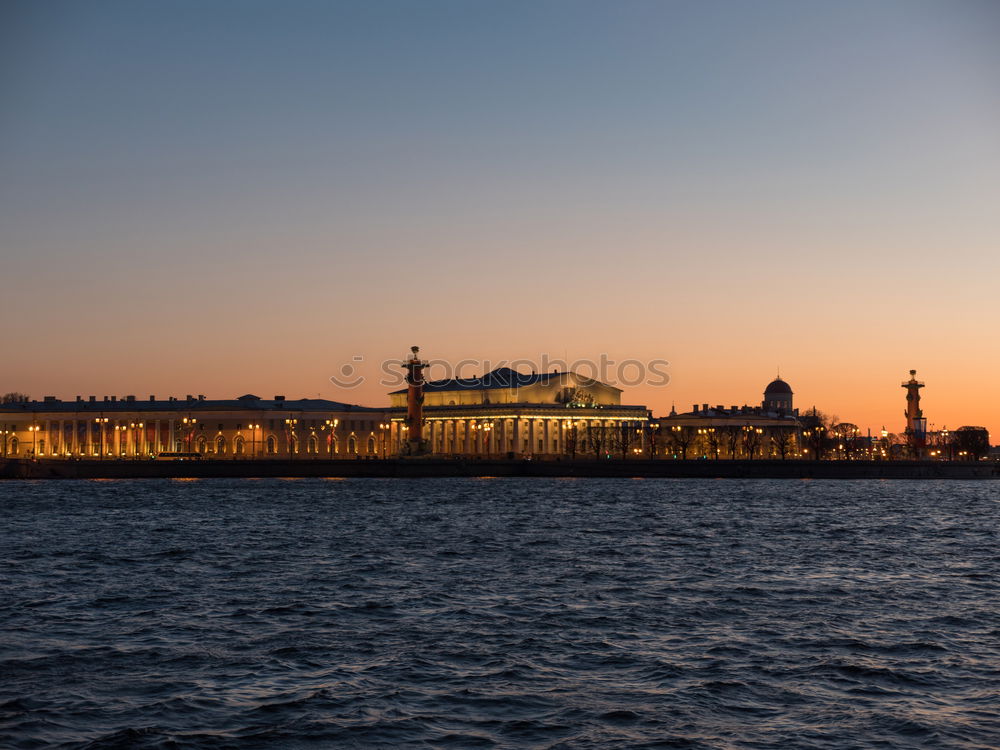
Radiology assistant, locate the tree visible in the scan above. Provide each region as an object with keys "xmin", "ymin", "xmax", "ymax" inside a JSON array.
[
  {"xmin": 562, "ymin": 422, "xmax": 581, "ymax": 459},
  {"xmin": 705, "ymin": 428, "xmax": 723, "ymax": 459},
  {"xmin": 953, "ymin": 426, "xmax": 990, "ymax": 461},
  {"xmin": 722, "ymin": 425, "xmax": 742, "ymax": 459},
  {"xmin": 668, "ymin": 425, "xmax": 696, "ymax": 459},
  {"xmin": 742, "ymin": 425, "xmax": 763, "ymax": 459},
  {"xmin": 609, "ymin": 421, "xmax": 640, "ymax": 460},
  {"xmin": 585, "ymin": 422, "xmax": 607, "ymax": 458},
  {"xmin": 770, "ymin": 427, "xmax": 794, "ymax": 459},
  {"xmin": 645, "ymin": 422, "xmax": 662, "ymax": 458},
  {"xmin": 1, "ymin": 392, "xmax": 29, "ymax": 404},
  {"xmin": 832, "ymin": 423, "xmax": 860, "ymax": 459}
]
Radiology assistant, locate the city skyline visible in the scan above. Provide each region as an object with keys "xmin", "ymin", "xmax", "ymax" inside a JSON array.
[{"xmin": 3, "ymin": 1, "xmax": 998, "ymax": 437}]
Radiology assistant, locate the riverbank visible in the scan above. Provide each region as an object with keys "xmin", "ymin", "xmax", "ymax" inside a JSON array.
[{"xmin": 1, "ymin": 457, "xmax": 997, "ymax": 480}]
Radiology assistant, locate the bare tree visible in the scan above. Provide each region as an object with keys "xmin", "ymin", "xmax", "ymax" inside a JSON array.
[
  {"xmin": 563, "ymin": 423, "xmax": 581, "ymax": 459},
  {"xmin": 645, "ymin": 422, "xmax": 662, "ymax": 458},
  {"xmin": 832, "ymin": 423, "xmax": 860, "ymax": 459},
  {"xmin": 705, "ymin": 428, "xmax": 723, "ymax": 459},
  {"xmin": 742, "ymin": 425, "xmax": 763, "ymax": 459},
  {"xmin": 722, "ymin": 425, "xmax": 742, "ymax": 459},
  {"xmin": 771, "ymin": 427, "xmax": 794, "ymax": 459},
  {"xmin": 609, "ymin": 421, "xmax": 640, "ymax": 460},
  {"xmin": 667, "ymin": 425, "xmax": 696, "ymax": 459},
  {"xmin": 954, "ymin": 426, "xmax": 990, "ymax": 461},
  {"xmin": 1, "ymin": 392, "xmax": 29, "ymax": 404},
  {"xmin": 585, "ymin": 422, "xmax": 607, "ymax": 458}
]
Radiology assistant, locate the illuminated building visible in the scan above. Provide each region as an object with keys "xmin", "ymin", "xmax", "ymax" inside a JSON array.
[
  {"xmin": 387, "ymin": 367, "xmax": 649, "ymax": 457},
  {"xmin": 0, "ymin": 394, "xmax": 389, "ymax": 459},
  {"xmin": 654, "ymin": 376, "xmax": 804, "ymax": 459}
]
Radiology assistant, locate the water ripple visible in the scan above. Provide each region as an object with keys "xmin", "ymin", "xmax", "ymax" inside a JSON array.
[{"xmin": 1, "ymin": 478, "xmax": 998, "ymax": 748}]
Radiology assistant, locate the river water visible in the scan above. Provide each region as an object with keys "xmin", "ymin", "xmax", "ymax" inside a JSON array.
[{"xmin": 1, "ymin": 478, "xmax": 998, "ymax": 749}]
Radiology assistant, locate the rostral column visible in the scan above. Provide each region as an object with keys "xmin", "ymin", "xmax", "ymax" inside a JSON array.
[{"xmin": 403, "ymin": 345, "xmax": 429, "ymax": 455}]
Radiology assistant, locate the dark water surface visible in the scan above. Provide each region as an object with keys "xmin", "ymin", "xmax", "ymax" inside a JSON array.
[{"xmin": 1, "ymin": 478, "xmax": 998, "ymax": 749}]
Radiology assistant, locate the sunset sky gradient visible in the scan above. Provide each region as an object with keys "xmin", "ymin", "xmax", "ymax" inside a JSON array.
[{"xmin": 2, "ymin": 1, "xmax": 999, "ymax": 436}]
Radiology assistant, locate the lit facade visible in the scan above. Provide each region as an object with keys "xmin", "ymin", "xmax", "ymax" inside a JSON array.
[
  {"xmin": 0, "ymin": 394, "xmax": 390, "ymax": 459},
  {"xmin": 655, "ymin": 377, "xmax": 805, "ymax": 459},
  {"xmin": 387, "ymin": 368, "xmax": 649, "ymax": 458}
]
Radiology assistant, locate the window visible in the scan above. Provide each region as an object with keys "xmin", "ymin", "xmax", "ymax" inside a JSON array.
[
  {"xmin": 367, "ymin": 437, "xmax": 376, "ymax": 454},
  {"xmin": 266, "ymin": 436, "xmax": 277, "ymax": 454},
  {"xmin": 216, "ymin": 436, "xmax": 226, "ymax": 454},
  {"xmin": 234, "ymin": 436, "xmax": 245, "ymax": 455},
  {"xmin": 308, "ymin": 436, "xmax": 318, "ymax": 454},
  {"xmin": 348, "ymin": 437, "xmax": 357, "ymax": 454}
]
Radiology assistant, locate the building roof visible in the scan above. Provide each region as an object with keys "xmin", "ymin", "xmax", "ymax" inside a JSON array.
[
  {"xmin": 764, "ymin": 378, "xmax": 793, "ymax": 395},
  {"xmin": 0, "ymin": 395, "xmax": 382, "ymax": 415},
  {"xmin": 390, "ymin": 367, "xmax": 587, "ymax": 395}
]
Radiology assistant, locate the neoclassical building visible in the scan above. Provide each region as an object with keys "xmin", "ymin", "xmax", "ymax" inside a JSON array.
[
  {"xmin": 0, "ymin": 394, "xmax": 390, "ymax": 459},
  {"xmin": 654, "ymin": 377, "xmax": 806, "ymax": 459},
  {"xmin": 387, "ymin": 367, "xmax": 649, "ymax": 458}
]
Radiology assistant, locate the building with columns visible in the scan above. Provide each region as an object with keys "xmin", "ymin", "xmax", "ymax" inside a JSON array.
[
  {"xmin": 0, "ymin": 394, "xmax": 390, "ymax": 459},
  {"xmin": 387, "ymin": 367, "xmax": 650, "ymax": 458},
  {"xmin": 654, "ymin": 376, "xmax": 804, "ymax": 459}
]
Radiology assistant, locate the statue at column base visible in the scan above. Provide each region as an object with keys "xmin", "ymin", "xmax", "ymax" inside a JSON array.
[{"xmin": 400, "ymin": 439, "xmax": 432, "ymax": 458}]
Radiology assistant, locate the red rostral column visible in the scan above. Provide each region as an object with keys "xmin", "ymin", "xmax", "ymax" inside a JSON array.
[
  {"xmin": 902, "ymin": 369, "xmax": 926, "ymax": 455},
  {"xmin": 404, "ymin": 345, "xmax": 427, "ymax": 453}
]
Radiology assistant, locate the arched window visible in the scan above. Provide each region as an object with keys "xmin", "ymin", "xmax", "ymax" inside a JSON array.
[
  {"xmin": 196, "ymin": 436, "xmax": 207, "ymax": 454},
  {"xmin": 9, "ymin": 437, "xmax": 18, "ymax": 456},
  {"xmin": 38, "ymin": 439, "xmax": 46, "ymax": 456},
  {"xmin": 216, "ymin": 436, "xmax": 226, "ymax": 454},
  {"xmin": 330, "ymin": 435, "xmax": 339, "ymax": 455},
  {"xmin": 367, "ymin": 437, "xmax": 376, "ymax": 455},
  {"xmin": 348, "ymin": 436, "xmax": 357, "ymax": 455},
  {"xmin": 234, "ymin": 436, "xmax": 245, "ymax": 456},
  {"xmin": 308, "ymin": 436, "xmax": 318, "ymax": 454},
  {"xmin": 266, "ymin": 436, "xmax": 277, "ymax": 455}
]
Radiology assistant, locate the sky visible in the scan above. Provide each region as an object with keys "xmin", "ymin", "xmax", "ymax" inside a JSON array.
[{"xmin": 2, "ymin": 0, "xmax": 999, "ymax": 437}]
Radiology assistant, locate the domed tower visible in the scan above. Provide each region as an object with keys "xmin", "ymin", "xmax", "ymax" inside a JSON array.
[{"xmin": 763, "ymin": 377, "xmax": 793, "ymax": 414}]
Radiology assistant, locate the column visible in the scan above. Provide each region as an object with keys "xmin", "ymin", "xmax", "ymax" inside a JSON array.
[{"xmin": 462, "ymin": 420, "xmax": 470, "ymax": 455}]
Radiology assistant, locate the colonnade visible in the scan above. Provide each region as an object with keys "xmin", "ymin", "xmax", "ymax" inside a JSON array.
[{"xmin": 390, "ymin": 416, "xmax": 647, "ymax": 457}]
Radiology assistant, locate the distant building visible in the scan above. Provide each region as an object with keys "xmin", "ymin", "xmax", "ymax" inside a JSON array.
[
  {"xmin": 654, "ymin": 376, "xmax": 805, "ymax": 459},
  {"xmin": 0, "ymin": 394, "xmax": 389, "ymax": 459},
  {"xmin": 763, "ymin": 377, "xmax": 794, "ymax": 414}
]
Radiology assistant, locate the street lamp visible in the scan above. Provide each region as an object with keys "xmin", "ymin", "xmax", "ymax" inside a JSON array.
[
  {"xmin": 285, "ymin": 418, "xmax": 298, "ymax": 458},
  {"xmin": 128, "ymin": 421, "xmax": 144, "ymax": 458},
  {"xmin": 95, "ymin": 417, "xmax": 109, "ymax": 459},
  {"xmin": 325, "ymin": 418, "xmax": 338, "ymax": 459},
  {"xmin": 182, "ymin": 417, "xmax": 197, "ymax": 452},
  {"xmin": 114, "ymin": 424, "xmax": 125, "ymax": 457},
  {"xmin": 28, "ymin": 424, "xmax": 40, "ymax": 458},
  {"xmin": 246, "ymin": 423, "xmax": 261, "ymax": 457},
  {"xmin": 379, "ymin": 423, "xmax": 389, "ymax": 458}
]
